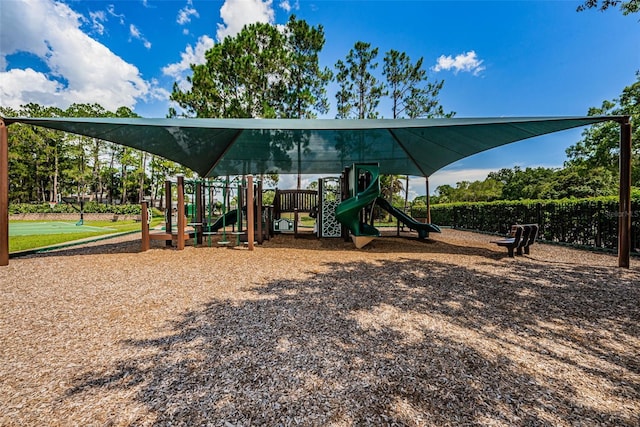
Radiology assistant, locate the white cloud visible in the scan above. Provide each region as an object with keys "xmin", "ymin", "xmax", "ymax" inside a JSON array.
[
  {"xmin": 130, "ymin": 24, "xmax": 141, "ymax": 38},
  {"xmin": 216, "ymin": 0, "xmax": 275, "ymax": 41},
  {"xmin": 433, "ymin": 50, "xmax": 485, "ymax": 76},
  {"xmin": 162, "ymin": 35, "xmax": 215, "ymax": 88},
  {"xmin": 278, "ymin": 0, "xmax": 299, "ymax": 12},
  {"xmin": 0, "ymin": 0, "xmax": 161, "ymax": 111},
  {"xmin": 177, "ymin": 0, "xmax": 199, "ymax": 25},
  {"xmin": 89, "ymin": 10, "xmax": 107, "ymax": 35},
  {"xmin": 0, "ymin": 68, "xmax": 65, "ymax": 107},
  {"xmin": 129, "ymin": 24, "xmax": 151, "ymax": 49},
  {"xmin": 279, "ymin": 0, "xmax": 291, "ymax": 12},
  {"xmin": 276, "ymin": 174, "xmax": 318, "ymax": 190},
  {"xmin": 106, "ymin": 4, "xmax": 125, "ymax": 25}
]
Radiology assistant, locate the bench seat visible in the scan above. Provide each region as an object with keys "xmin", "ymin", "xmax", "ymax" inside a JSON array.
[{"xmin": 491, "ymin": 224, "xmax": 539, "ymax": 257}]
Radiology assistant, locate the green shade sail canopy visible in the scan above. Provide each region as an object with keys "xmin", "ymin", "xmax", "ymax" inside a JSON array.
[{"xmin": 2, "ymin": 116, "xmax": 623, "ymax": 177}]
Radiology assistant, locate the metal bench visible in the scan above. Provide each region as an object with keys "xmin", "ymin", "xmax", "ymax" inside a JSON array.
[
  {"xmin": 519, "ymin": 223, "xmax": 539, "ymax": 255},
  {"xmin": 491, "ymin": 224, "xmax": 538, "ymax": 257}
]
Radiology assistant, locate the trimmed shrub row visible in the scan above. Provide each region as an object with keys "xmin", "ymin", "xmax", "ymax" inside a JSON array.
[
  {"xmin": 413, "ymin": 196, "xmax": 640, "ymax": 253},
  {"xmin": 9, "ymin": 202, "xmax": 142, "ymax": 215}
]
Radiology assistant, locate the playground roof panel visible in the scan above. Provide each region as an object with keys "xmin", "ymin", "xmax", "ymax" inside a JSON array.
[{"xmin": 3, "ymin": 116, "xmax": 622, "ymax": 177}]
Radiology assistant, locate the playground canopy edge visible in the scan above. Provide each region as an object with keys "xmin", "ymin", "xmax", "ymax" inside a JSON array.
[{"xmin": 1, "ymin": 116, "xmax": 624, "ymax": 177}]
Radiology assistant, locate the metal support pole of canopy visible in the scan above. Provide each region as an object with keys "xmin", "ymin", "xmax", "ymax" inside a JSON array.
[
  {"xmin": 618, "ymin": 119, "xmax": 632, "ymax": 268},
  {"xmin": 0, "ymin": 120, "xmax": 8, "ymax": 266},
  {"xmin": 426, "ymin": 177, "xmax": 431, "ymax": 224}
]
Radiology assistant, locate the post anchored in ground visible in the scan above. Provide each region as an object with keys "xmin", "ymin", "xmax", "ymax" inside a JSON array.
[
  {"xmin": 0, "ymin": 119, "xmax": 8, "ymax": 267},
  {"xmin": 618, "ymin": 117, "xmax": 632, "ymax": 269}
]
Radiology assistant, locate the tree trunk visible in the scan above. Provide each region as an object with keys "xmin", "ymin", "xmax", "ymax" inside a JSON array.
[
  {"xmin": 52, "ymin": 151, "xmax": 59, "ymax": 203},
  {"xmin": 121, "ymin": 165, "xmax": 127, "ymax": 204},
  {"xmin": 404, "ymin": 175, "xmax": 409, "ymax": 211},
  {"xmin": 138, "ymin": 152, "xmax": 147, "ymax": 203},
  {"xmin": 108, "ymin": 150, "xmax": 115, "ymax": 204},
  {"xmin": 150, "ymin": 155, "xmax": 157, "ymax": 208},
  {"xmin": 91, "ymin": 138, "xmax": 101, "ymax": 202}
]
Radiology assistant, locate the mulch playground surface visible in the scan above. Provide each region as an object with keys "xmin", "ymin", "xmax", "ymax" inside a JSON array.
[{"xmin": 1, "ymin": 229, "xmax": 638, "ymax": 426}]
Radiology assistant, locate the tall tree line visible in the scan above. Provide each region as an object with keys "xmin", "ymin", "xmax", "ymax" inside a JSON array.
[
  {"xmin": 170, "ymin": 16, "xmax": 332, "ymax": 188},
  {"xmin": 1, "ymin": 103, "xmax": 188, "ymax": 205},
  {"xmin": 170, "ymin": 15, "xmax": 333, "ymax": 121},
  {"xmin": 427, "ymin": 74, "xmax": 640, "ymax": 204},
  {"xmin": 171, "ymin": 20, "xmax": 452, "ymax": 202},
  {"xmin": 333, "ymin": 41, "xmax": 453, "ymax": 212},
  {"xmin": 3, "ymin": 17, "xmax": 451, "ymax": 205},
  {"xmin": 3, "ymin": 15, "xmax": 635, "ymax": 207}
]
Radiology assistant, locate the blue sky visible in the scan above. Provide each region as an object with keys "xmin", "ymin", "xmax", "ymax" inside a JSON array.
[{"xmin": 1, "ymin": 0, "xmax": 638, "ymax": 196}]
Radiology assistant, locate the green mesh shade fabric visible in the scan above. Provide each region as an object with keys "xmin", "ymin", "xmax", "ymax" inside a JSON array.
[{"xmin": 3, "ymin": 116, "xmax": 621, "ymax": 177}]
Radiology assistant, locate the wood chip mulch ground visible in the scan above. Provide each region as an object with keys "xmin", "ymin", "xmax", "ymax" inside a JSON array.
[{"xmin": 1, "ymin": 229, "xmax": 639, "ymax": 426}]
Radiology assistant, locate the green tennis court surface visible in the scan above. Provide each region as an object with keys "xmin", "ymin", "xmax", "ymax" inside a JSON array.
[{"xmin": 9, "ymin": 222, "xmax": 116, "ymax": 236}]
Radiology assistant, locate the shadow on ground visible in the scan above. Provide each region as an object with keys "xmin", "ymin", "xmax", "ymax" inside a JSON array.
[
  {"xmin": 262, "ymin": 233, "xmax": 504, "ymax": 259},
  {"xmin": 66, "ymin": 258, "xmax": 639, "ymax": 426}
]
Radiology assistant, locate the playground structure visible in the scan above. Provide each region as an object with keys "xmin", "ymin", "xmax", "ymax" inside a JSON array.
[
  {"xmin": 272, "ymin": 188, "xmax": 317, "ymax": 236},
  {"xmin": 336, "ymin": 164, "xmax": 382, "ymax": 249},
  {"xmin": 184, "ymin": 176, "xmax": 271, "ymax": 247},
  {"xmin": 1, "ymin": 116, "xmax": 633, "ymax": 267},
  {"xmin": 336, "ymin": 163, "xmax": 441, "ymax": 248},
  {"xmin": 141, "ymin": 175, "xmax": 267, "ymax": 251},
  {"xmin": 270, "ymin": 179, "xmax": 342, "ymax": 240},
  {"xmin": 141, "ymin": 163, "xmax": 442, "ymax": 251},
  {"xmin": 268, "ymin": 164, "xmax": 441, "ymax": 247},
  {"xmin": 317, "ymin": 177, "xmax": 342, "ymax": 238}
]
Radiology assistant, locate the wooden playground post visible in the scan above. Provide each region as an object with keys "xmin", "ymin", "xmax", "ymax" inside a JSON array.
[
  {"xmin": 247, "ymin": 175, "xmax": 254, "ymax": 250},
  {"xmin": 0, "ymin": 119, "xmax": 8, "ymax": 266},
  {"xmin": 256, "ymin": 179, "xmax": 263, "ymax": 244},
  {"xmin": 164, "ymin": 180, "xmax": 172, "ymax": 247},
  {"xmin": 141, "ymin": 201, "xmax": 150, "ymax": 252},
  {"xmin": 177, "ymin": 175, "xmax": 185, "ymax": 250},
  {"xmin": 618, "ymin": 119, "xmax": 632, "ymax": 268},
  {"xmin": 195, "ymin": 181, "xmax": 203, "ymax": 245}
]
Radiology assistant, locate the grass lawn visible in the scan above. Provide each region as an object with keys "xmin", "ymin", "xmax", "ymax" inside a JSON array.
[
  {"xmin": 10, "ymin": 215, "xmax": 403, "ymax": 252},
  {"xmin": 9, "ymin": 219, "xmax": 162, "ymax": 253}
]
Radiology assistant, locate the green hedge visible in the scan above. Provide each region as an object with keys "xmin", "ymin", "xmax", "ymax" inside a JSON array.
[
  {"xmin": 413, "ymin": 195, "xmax": 639, "ymax": 252},
  {"xmin": 9, "ymin": 202, "xmax": 142, "ymax": 215}
]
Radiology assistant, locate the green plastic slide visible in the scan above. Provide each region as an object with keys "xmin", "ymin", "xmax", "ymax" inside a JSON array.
[
  {"xmin": 375, "ymin": 197, "xmax": 441, "ymax": 239},
  {"xmin": 207, "ymin": 209, "xmax": 240, "ymax": 232},
  {"xmin": 335, "ymin": 164, "xmax": 381, "ymax": 238}
]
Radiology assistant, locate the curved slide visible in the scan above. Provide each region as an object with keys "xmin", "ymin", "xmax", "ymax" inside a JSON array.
[
  {"xmin": 376, "ymin": 197, "xmax": 441, "ymax": 239},
  {"xmin": 335, "ymin": 165, "xmax": 381, "ymax": 248},
  {"xmin": 207, "ymin": 209, "xmax": 240, "ymax": 232}
]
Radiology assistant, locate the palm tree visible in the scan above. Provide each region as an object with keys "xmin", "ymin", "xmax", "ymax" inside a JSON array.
[{"xmin": 379, "ymin": 174, "xmax": 404, "ymax": 221}]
